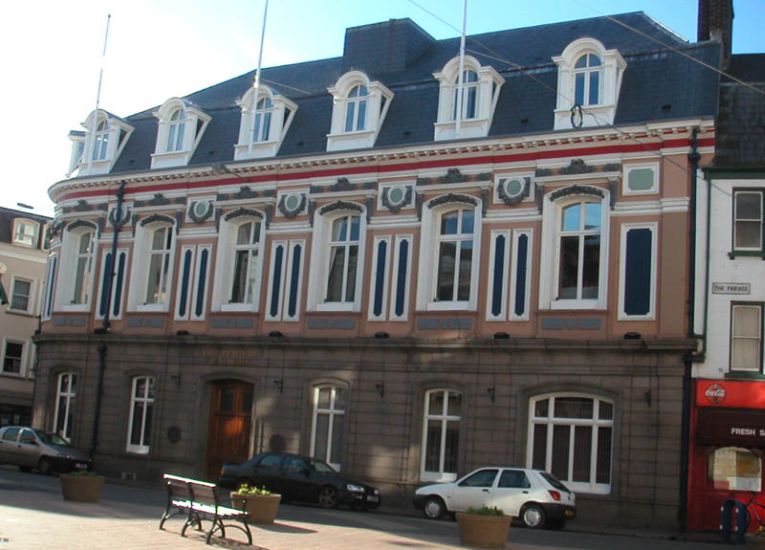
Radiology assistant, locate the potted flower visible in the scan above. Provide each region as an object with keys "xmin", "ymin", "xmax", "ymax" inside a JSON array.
[
  {"xmin": 456, "ymin": 506, "xmax": 511, "ymax": 548},
  {"xmin": 230, "ymin": 484, "xmax": 281, "ymax": 524},
  {"xmin": 60, "ymin": 470, "xmax": 106, "ymax": 503}
]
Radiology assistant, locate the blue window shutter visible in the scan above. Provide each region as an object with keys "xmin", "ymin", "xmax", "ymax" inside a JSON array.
[
  {"xmin": 46, "ymin": 257, "xmax": 58, "ymax": 318},
  {"xmin": 624, "ymin": 228, "xmax": 652, "ymax": 316},
  {"xmin": 514, "ymin": 234, "xmax": 528, "ymax": 317},
  {"xmin": 270, "ymin": 245, "xmax": 284, "ymax": 318},
  {"xmin": 195, "ymin": 249, "xmax": 209, "ymax": 318},
  {"xmin": 395, "ymin": 239, "xmax": 409, "ymax": 317},
  {"xmin": 373, "ymin": 240, "xmax": 388, "ymax": 317},
  {"xmin": 99, "ymin": 252, "xmax": 113, "ymax": 317},
  {"xmin": 113, "ymin": 252, "xmax": 125, "ymax": 318},
  {"xmin": 491, "ymin": 235, "xmax": 506, "ymax": 316},
  {"xmin": 288, "ymin": 244, "xmax": 301, "ymax": 318},
  {"xmin": 178, "ymin": 249, "xmax": 193, "ymax": 318}
]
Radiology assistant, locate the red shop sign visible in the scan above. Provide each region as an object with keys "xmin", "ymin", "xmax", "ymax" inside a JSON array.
[{"xmin": 696, "ymin": 379, "xmax": 765, "ymax": 409}]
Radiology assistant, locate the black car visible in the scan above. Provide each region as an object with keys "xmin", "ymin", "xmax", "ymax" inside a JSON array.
[{"xmin": 218, "ymin": 452, "xmax": 381, "ymax": 510}]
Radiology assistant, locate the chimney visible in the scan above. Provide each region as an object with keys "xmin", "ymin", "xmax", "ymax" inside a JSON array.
[{"xmin": 697, "ymin": 0, "xmax": 734, "ymax": 69}]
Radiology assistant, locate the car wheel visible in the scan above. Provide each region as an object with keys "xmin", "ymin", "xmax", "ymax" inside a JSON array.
[
  {"xmin": 423, "ymin": 496, "xmax": 446, "ymax": 520},
  {"xmin": 318, "ymin": 486, "xmax": 339, "ymax": 509},
  {"xmin": 38, "ymin": 457, "xmax": 54, "ymax": 476},
  {"xmin": 521, "ymin": 503, "xmax": 546, "ymax": 529}
]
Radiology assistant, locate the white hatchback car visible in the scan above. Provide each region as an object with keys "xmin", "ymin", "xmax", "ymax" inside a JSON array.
[{"xmin": 414, "ymin": 467, "xmax": 575, "ymax": 529}]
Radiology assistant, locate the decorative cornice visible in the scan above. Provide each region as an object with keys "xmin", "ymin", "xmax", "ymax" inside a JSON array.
[
  {"xmin": 223, "ymin": 207, "xmax": 264, "ymax": 222},
  {"xmin": 216, "ymin": 186, "xmax": 276, "ymax": 202},
  {"xmin": 317, "ymin": 200, "xmax": 364, "ymax": 216},
  {"xmin": 133, "ymin": 193, "xmax": 184, "ymax": 208},
  {"xmin": 417, "ymin": 168, "xmax": 492, "ymax": 187},
  {"xmin": 277, "ymin": 193, "xmax": 306, "ymax": 218},
  {"xmin": 66, "ymin": 219, "xmax": 98, "ymax": 232},
  {"xmin": 427, "ymin": 193, "xmax": 478, "ymax": 209},
  {"xmin": 497, "ymin": 177, "xmax": 531, "ymax": 206},
  {"xmin": 536, "ymin": 159, "xmax": 622, "ymax": 179},
  {"xmin": 188, "ymin": 201, "xmax": 214, "ymax": 224},
  {"xmin": 548, "ymin": 184, "xmax": 605, "ymax": 202},
  {"xmin": 381, "ymin": 185, "xmax": 413, "ymax": 213},
  {"xmin": 61, "ymin": 200, "xmax": 108, "ymax": 214},
  {"xmin": 139, "ymin": 213, "xmax": 176, "ymax": 227},
  {"xmin": 109, "ymin": 206, "xmax": 131, "ymax": 229}
]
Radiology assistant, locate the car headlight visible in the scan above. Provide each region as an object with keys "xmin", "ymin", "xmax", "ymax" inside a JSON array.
[{"xmin": 346, "ymin": 483, "xmax": 365, "ymax": 492}]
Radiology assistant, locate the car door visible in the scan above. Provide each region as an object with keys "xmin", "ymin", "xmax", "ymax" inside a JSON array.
[
  {"xmin": 448, "ymin": 469, "xmax": 499, "ymax": 512},
  {"xmin": 16, "ymin": 429, "xmax": 41, "ymax": 468},
  {"xmin": 488, "ymin": 469, "xmax": 533, "ymax": 516},
  {"xmin": 0, "ymin": 428, "xmax": 21, "ymax": 464},
  {"xmin": 252, "ymin": 453, "xmax": 286, "ymax": 494},
  {"xmin": 281, "ymin": 456, "xmax": 316, "ymax": 502}
]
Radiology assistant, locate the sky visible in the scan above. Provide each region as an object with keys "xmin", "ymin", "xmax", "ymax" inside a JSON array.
[{"xmin": 1, "ymin": 0, "xmax": 762, "ymax": 217}]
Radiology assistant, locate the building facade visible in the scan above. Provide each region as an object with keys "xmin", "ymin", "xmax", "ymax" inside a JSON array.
[
  {"xmin": 0, "ymin": 207, "xmax": 50, "ymax": 426},
  {"xmin": 36, "ymin": 14, "xmax": 719, "ymax": 529}
]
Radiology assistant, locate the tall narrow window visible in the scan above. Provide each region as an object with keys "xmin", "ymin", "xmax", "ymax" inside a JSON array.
[
  {"xmin": 734, "ymin": 190, "xmax": 763, "ymax": 252},
  {"xmin": 54, "ymin": 373, "xmax": 77, "ymax": 442},
  {"xmin": 311, "ymin": 385, "xmax": 346, "ymax": 470},
  {"xmin": 1, "ymin": 341, "xmax": 23, "ymax": 374},
  {"xmin": 391, "ymin": 236, "xmax": 411, "ymax": 320},
  {"xmin": 146, "ymin": 226, "xmax": 173, "ymax": 305},
  {"xmin": 557, "ymin": 201, "xmax": 601, "ymax": 301},
  {"xmin": 230, "ymin": 221, "xmax": 261, "ymax": 304},
  {"xmin": 731, "ymin": 304, "xmax": 763, "ymax": 372},
  {"xmin": 574, "ymin": 54, "xmax": 601, "ymax": 106},
  {"xmin": 528, "ymin": 394, "xmax": 613, "ymax": 494},
  {"xmin": 422, "ymin": 389, "xmax": 462, "ymax": 482},
  {"xmin": 43, "ymin": 255, "xmax": 58, "ymax": 320},
  {"xmin": 344, "ymin": 85, "xmax": 368, "ymax": 132},
  {"xmin": 452, "ymin": 70, "xmax": 479, "ymax": 120},
  {"xmin": 253, "ymin": 97, "xmax": 273, "ymax": 142},
  {"xmin": 436, "ymin": 209, "xmax": 474, "ymax": 303},
  {"xmin": 72, "ymin": 231, "xmax": 95, "ymax": 305},
  {"xmin": 326, "ymin": 215, "xmax": 360, "ymax": 303},
  {"xmin": 92, "ymin": 120, "xmax": 109, "ymax": 161},
  {"xmin": 167, "ymin": 109, "xmax": 186, "ymax": 152},
  {"xmin": 127, "ymin": 376, "xmax": 154, "ymax": 454}
]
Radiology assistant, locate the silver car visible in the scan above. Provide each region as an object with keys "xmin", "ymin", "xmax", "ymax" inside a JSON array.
[{"xmin": 0, "ymin": 426, "xmax": 91, "ymax": 474}]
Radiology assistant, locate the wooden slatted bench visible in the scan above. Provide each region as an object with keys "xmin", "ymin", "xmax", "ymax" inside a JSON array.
[{"xmin": 159, "ymin": 474, "xmax": 252, "ymax": 545}]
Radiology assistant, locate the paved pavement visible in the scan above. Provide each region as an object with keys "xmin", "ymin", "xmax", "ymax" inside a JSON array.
[{"xmin": 0, "ymin": 467, "xmax": 720, "ymax": 549}]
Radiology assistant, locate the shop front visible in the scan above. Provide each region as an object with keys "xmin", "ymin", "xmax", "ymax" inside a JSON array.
[{"xmin": 688, "ymin": 379, "xmax": 765, "ymax": 532}]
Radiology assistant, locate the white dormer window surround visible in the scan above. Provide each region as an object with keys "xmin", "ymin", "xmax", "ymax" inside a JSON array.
[
  {"xmin": 433, "ymin": 55, "xmax": 504, "ymax": 142},
  {"xmin": 127, "ymin": 216, "xmax": 176, "ymax": 312},
  {"xmin": 151, "ymin": 98, "xmax": 211, "ymax": 169},
  {"xmin": 306, "ymin": 202, "xmax": 368, "ymax": 312},
  {"xmin": 13, "ymin": 218, "xmax": 38, "ymax": 247},
  {"xmin": 552, "ymin": 38, "xmax": 626, "ymax": 130},
  {"xmin": 539, "ymin": 186, "xmax": 610, "ymax": 310},
  {"xmin": 234, "ymin": 85, "xmax": 297, "ymax": 160},
  {"xmin": 211, "ymin": 209, "xmax": 267, "ymax": 313},
  {"xmin": 54, "ymin": 221, "xmax": 98, "ymax": 312},
  {"xmin": 73, "ymin": 109, "xmax": 134, "ymax": 177},
  {"xmin": 416, "ymin": 194, "xmax": 483, "ymax": 312},
  {"xmin": 326, "ymin": 71, "xmax": 394, "ymax": 152}
]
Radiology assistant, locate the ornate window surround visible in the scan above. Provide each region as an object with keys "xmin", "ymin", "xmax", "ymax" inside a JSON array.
[
  {"xmin": 73, "ymin": 109, "xmax": 134, "ymax": 177},
  {"xmin": 234, "ymin": 84, "xmax": 298, "ymax": 160},
  {"xmin": 127, "ymin": 216, "xmax": 177, "ymax": 313},
  {"xmin": 54, "ymin": 221, "xmax": 98, "ymax": 313},
  {"xmin": 151, "ymin": 98, "xmax": 211, "ymax": 169}
]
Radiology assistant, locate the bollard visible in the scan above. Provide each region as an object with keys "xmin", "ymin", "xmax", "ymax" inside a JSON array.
[{"xmin": 721, "ymin": 499, "xmax": 748, "ymax": 545}]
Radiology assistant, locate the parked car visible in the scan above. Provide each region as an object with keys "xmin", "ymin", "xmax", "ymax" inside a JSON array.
[
  {"xmin": 414, "ymin": 467, "xmax": 575, "ymax": 529},
  {"xmin": 218, "ymin": 452, "xmax": 381, "ymax": 510},
  {"xmin": 0, "ymin": 426, "xmax": 92, "ymax": 474}
]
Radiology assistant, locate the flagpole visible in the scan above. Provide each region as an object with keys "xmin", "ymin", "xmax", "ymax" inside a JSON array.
[
  {"xmin": 88, "ymin": 14, "xmax": 112, "ymax": 171},
  {"xmin": 455, "ymin": 0, "xmax": 467, "ymax": 137},
  {"xmin": 249, "ymin": 0, "xmax": 269, "ymax": 155}
]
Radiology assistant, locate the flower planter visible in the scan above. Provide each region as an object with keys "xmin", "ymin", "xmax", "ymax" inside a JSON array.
[
  {"xmin": 60, "ymin": 474, "xmax": 105, "ymax": 503},
  {"xmin": 456, "ymin": 512, "xmax": 511, "ymax": 549},
  {"xmin": 230, "ymin": 492, "xmax": 281, "ymax": 524}
]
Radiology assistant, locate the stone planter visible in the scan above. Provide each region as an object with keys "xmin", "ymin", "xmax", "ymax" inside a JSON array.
[
  {"xmin": 230, "ymin": 493, "xmax": 281, "ymax": 524},
  {"xmin": 60, "ymin": 474, "xmax": 105, "ymax": 503},
  {"xmin": 456, "ymin": 512, "xmax": 511, "ymax": 548}
]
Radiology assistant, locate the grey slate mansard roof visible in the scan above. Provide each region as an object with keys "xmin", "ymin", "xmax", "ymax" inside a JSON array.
[{"xmin": 106, "ymin": 12, "xmax": 720, "ymax": 176}]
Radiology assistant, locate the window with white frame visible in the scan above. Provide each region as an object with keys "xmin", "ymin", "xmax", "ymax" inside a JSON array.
[
  {"xmin": 146, "ymin": 226, "xmax": 173, "ymax": 306},
  {"xmin": 433, "ymin": 55, "xmax": 504, "ymax": 141},
  {"xmin": 127, "ymin": 376, "xmax": 154, "ymax": 454},
  {"xmin": 253, "ymin": 97, "xmax": 273, "ymax": 142},
  {"xmin": 166, "ymin": 109, "xmax": 186, "ymax": 152},
  {"xmin": 151, "ymin": 98, "xmax": 210, "ymax": 169},
  {"xmin": 552, "ymin": 38, "xmax": 626, "ymax": 130},
  {"xmin": 527, "ymin": 394, "xmax": 613, "ymax": 494},
  {"xmin": 9, "ymin": 277, "xmax": 33, "ymax": 313},
  {"xmin": 436, "ymin": 209, "xmax": 474, "ymax": 302},
  {"xmin": 234, "ymin": 85, "xmax": 297, "ymax": 160},
  {"xmin": 13, "ymin": 219, "xmax": 38, "ymax": 247},
  {"xmin": 128, "ymin": 218, "xmax": 176, "ymax": 312},
  {"xmin": 326, "ymin": 214, "xmax": 360, "ymax": 304},
  {"xmin": 421, "ymin": 389, "xmax": 462, "ymax": 482},
  {"xmin": 92, "ymin": 119, "xmax": 110, "ymax": 160},
  {"xmin": 72, "ymin": 109, "xmax": 134, "ymax": 176},
  {"xmin": 345, "ymin": 85, "xmax": 368, "ymax": 132},
  {"xmin": 230, "ymin": 220, "xmax": 261, "ymax": 304},
  {"xmin": 72, "ymin": 231, "xmax": 95, "ymax": 305},
  {"xmin": 618, "ymin": 223, "xmax": 657, "ymax": 320},
  {"xmin": 731, "ymin": 303, "xmax": 763, "ymax": 372},
  {"xmin": 1, "ymin": 341, "xmax": 23, "ymax": 375},
  {"xmin": 53, "ymin": 372, "xmax": 77, "ymax": 442},
  {"xmin": 733, "ymin": 190, "xmax": 764, "ymax": 253},
  {"xmin": 310, "ymin": 385, "xmax": 346, "ymax": 470},
  {"xmin": 55, "ymin": 225, "xmax": 97, "ymax": 311}
]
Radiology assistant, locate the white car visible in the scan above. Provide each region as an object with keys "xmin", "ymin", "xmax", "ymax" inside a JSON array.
[{"xmin": 414, "ymin": 467, "xmax": 575, "ymax": 529}]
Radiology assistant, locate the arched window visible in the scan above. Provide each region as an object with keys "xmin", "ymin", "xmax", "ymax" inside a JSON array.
[
  {"xmin": 127, "ymin": 376, "xmax": 154, "ymax": 454},
  {"xmin": 574, "ymin": 53, "xmax": 602, "ymax": 106},
  {"xmin": 527, "ymin": 394, "xmax": 613, "ymax": 494},
  {"xmin": 252, "ymin": 97, "xmax": 273, "ymax": 142},
  {"xmin": 92, "ymin": 120, "xmax": 109, "ymax": 161},
  {"xmin": 146, "ymin": 225, "xmax": 173, "ymax": 305},
  {"xmin": 436, "ymin": 208, "xmax": 474, "ymax": 302},
  {"xmin": 326, "ymin": 214, "xmax": 360, "ymax": 303},
  {"xmin": 310, "ymin": 385, "xmax": 346, "ymax": 470},
  {"xmin": 344, "ymin": 85, "xmax": 368, "ymax": 132},
  {"xmin": 230, "ymin": 220, "xmax": 262, "ymax": 304},
  {"xmin": 71, "ymin": 231, "xmax": 95, "ymax": 306},
  {"xmin": 422, "ymin": 389, "xmax": 462, "ymax": 482},
  {"xmin": 557, "ymin": 200, "xmax": 601, "ymax": 300},
  {"xmin": 452, "ymin": 70, "xmax": 479, "ymax": 120},
  {"xmin": 166, "ymin": 109, "xmax": 186, "ymax": 152},
  {"xmin": 53, "ymin": 372, "xmax": 77, "ymax": 442}
]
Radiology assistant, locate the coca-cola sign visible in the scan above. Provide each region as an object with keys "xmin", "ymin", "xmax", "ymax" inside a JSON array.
[{"xmin": 704, "ymin": 383, "xmax": 727, "ymax": 405}]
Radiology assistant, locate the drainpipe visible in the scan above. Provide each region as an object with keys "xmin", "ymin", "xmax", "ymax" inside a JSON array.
[
  {"xmin": 679, "ymin": 129, "xmax": 701, "ymax": 531},
  {"xmin": 89, "ymin": 180, "xmax": 126, "ymax": 461}
]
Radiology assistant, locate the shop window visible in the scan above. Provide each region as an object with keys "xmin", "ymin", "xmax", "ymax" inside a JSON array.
[
  {"xmin": 708, "ymin": 447, "xmax": 762, "ymax": 492},
  {"xmin": 310, "ymin": 385, "xmax": 346, "ymax": 470},
  {"xmin": 421, "ymin": 389, "xmax": 462, "ymax": 482},
  {"xmin": 53, "ymin": 372, "xmax": 77, "ymax": 442}
]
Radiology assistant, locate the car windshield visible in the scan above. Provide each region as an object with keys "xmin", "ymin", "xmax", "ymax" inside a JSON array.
[
  {"xmin": 308, "ymin": 459, "xmax": 337, "ymax": 474},
  {"xmin": 35, "ymin": 430, "xmax": 70, "ymax": 447},
  {"xmin": 540, "ymin": 471, "xmax": 571, "ymax": 493}
]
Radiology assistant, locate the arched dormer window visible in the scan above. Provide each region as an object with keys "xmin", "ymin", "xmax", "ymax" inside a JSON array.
[
  {"xmin": 552, "ymin": 38, "xmax": 626, "ymax": 130},
  {"xmin": 327, "ymin": 71, "xmax": 393, "ymax": 152},
  {"xmin": 433, "ymin": 56, "xmax": 504, "ymax": 141},
  {"xmin": 54, "ymin": 221, "xmax": 98, "ymax": 312},
  {"xmin": 152, "ymin": 98, "xmax": 211, "ymax": 169},
  {"xmin": 234, "ymin": 85, "xmax": 297, "ymax": 160},
  {"xmin": 70, "ymin": 109, "xmax": 133, "ymax": 177}
]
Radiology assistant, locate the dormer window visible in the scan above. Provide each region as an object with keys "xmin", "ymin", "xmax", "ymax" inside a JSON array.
[
  {"xmin": 70, "ymin": 109, "xmax": 133, "ymax": 177},
  {"xmin": 327, "ymin": 71, "xmax": 393, "ymax": 152},
  {"xmin": 151, "ymin": 98, "xmax": 211, "ymax": 169},
  {"xmin": 552, "ymin": 38, "xmax": 626, "ymax": 130},
  {"xmin": 13, "ymin": 218, "xmax": 38, "ymax": 247},
  {"xmin": 433, "ymin": 56, "xmax": 504, "ymax": 141},
  {"xmin": 234, "ymin": 85, "xmax": 297, "ymax": 160}
]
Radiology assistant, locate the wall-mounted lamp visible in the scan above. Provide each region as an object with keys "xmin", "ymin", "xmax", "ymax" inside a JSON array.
[
  {"xmin": 375, "ymin": 382, "xmax": 385, "ymax": 398},
  {"xmin": 487, "ymin": 387, "xmax": 496, "ymax": 403},
  {"xmin": 170, "ymin": 372, "xmax": 182, "ymax": 388},
  {"xmin": 274, "ymin": 378, "xmax": 284, "ymax": 393}
]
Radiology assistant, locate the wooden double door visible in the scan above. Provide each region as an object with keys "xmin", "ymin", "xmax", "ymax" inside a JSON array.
[{"xmin": 206, "ymin": 380, "xmax": 254, "ymax": 480}]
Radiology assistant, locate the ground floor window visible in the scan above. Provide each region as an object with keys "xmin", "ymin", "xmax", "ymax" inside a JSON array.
[
  {"xmin": 527, "ymin": 393, "xmax": 613, "ymax": 494},
  {"xmin": 708, "ymin": 446, "xmax": 762, "ymax": 492},
  {"xmin": 310, "ymin": 385, "xmax": 345, "ymax": 470},
  {"xmin": 421, "ymin": 389, "xmax": 462, "ymax": 482},
  {"xmin": 53, "ymin": 372, "xmax": 77, "ymax": 442},
  {"xmin": 127, "ymin": 376, "xmax": 154, "ymax": 454}
]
